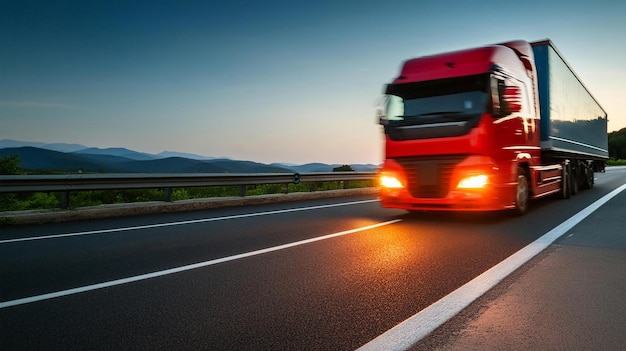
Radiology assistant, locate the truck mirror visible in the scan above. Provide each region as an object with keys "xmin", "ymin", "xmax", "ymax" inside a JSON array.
[
  {"xmin": 501, "ymin": 85, "xmax": 522, "ymax": 115},
  {"xmin": 375, "ymin": 95, "xmax": 386, "ymax": 125},
  {"xmin": 377, "ymin": 108, "xmax": 387, "ymax": 125}
]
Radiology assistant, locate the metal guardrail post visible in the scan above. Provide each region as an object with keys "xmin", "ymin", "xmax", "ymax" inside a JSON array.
[
  {"xmin": 164, "ymin": 188, "xmax": 172, "ymax": 202},
  {"xmin": 61, "ymin": 191, "xmax": 70, "ymax": 209}
]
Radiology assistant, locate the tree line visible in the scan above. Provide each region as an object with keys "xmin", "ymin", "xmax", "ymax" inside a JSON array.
[{"xmin": 608, "ymin": 127, "xmax": 626, "ymax": 162}]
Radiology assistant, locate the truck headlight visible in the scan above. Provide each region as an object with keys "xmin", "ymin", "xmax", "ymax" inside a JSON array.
[
  {"xmin": 457, "ymin": 175, "xmax": 488, "ymax": 189},
  {"xmin": 380, "ymin": 175, "xmax": 404, "ymax": 189}
]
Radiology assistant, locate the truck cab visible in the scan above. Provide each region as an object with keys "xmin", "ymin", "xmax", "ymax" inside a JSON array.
[{"xmin": 378, "ymin": 41, "xmax": 564, "ymax": 213}]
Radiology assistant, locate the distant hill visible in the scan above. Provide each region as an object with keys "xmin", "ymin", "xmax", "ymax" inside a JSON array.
[
  {"xmin": 0, "ymin": 147, "xmax": 292, "ymax": 173},
  {"xmin": 0, "ymin": 139, "xmax": 87, "ymax": 153},
  {"xmin": 207, "ymin": 159, "xmax": 291, "ymax": 173},
  {"xmin": 113, "ymin": 157, "xmax": 227, "ymax": 173},
  {"xmin": 73, "ymin": 147, "xmax": 157, "ymax": 161},
  {"xmin": 0, "ymin": 140, "xmax": 379, "ymax": 173},
  {"xmin": 115, "ymin": 157, "xmax": 291, "ymax": 173},
  {"xmin": 156, "ymin": 151, "xmax": 217, "ymax": 160},
  {"xmin": 273, "ymin": 163, "xmax": 378, "ymax": 173},
  {"xmin": 0, "ymin": 147, "xmax": 125, "ymax": 173}
]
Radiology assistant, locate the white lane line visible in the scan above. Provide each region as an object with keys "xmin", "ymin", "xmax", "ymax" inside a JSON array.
[
  {"xmin": 0, "ymin": 219, "xmax": 402, "ymax": 309},
  {"xmin": 358, "ymin": 183, "xmax": 626, "ymax": 351},
  {"xmin": 0, "ymin": 199, "xmax": 379, "ymax": 244}
]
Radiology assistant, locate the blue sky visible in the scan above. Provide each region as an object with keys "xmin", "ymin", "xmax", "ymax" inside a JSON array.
[{"xmin": 2, "ymin": 0, "xmax": 625, "ymax": 164}]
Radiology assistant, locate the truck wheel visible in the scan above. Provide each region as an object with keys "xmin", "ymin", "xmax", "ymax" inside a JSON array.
[
  {"xmin": 570, "ymin": 169, "xmax": 579, "ymax": 195},
  {"xmin": 514, "ymin": 168, "xmax": 529, "ymax": 215},
  {"xmin": 582, "ymin": 166, "xmax": 594, "ymax": 190},
  {"xmin": 560, "ymin": 164, "xmax": 570, "ymax": 199}
]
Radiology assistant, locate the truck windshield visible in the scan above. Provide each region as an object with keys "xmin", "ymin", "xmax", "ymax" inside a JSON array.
[{"xmin": 384, "ymin": 74, "xmax": 489, "ymax": 124}]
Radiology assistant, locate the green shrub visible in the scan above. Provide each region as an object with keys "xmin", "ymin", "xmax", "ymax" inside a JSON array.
[
  {"xmin": 70, "ymin": 191, "xmax": 103, "ymax": 208},
  {"xmin": 171, "ymin": 189, "xmax": 190, "ymax": 201},
  {"xmin": 0, "ymin": 193, "xmax": 59, "ymax": 211},
  {"xmin": 26, "ymin": 193, "xmax": 60, "ymax": 209},
  {"xmin": 607, "ymin": 159, "xmax": 626, "ymax": 166},
  {"xmin": 0, "ymin": 194, "xmax": 20, "ymax": 211},
  {"xmin": 0, "ymin": 155, "xmax": 22, "ymax": 175}
]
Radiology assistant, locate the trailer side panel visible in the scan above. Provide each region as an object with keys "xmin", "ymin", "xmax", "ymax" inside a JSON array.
[{"xmin": 532, "ymin": 41, "xmax": 608, "ymax": 159}]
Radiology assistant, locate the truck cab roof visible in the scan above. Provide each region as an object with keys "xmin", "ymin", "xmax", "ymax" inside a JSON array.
[{"xmin": 394, "ymin": 41, "xmax": 532, "ymax": 84}]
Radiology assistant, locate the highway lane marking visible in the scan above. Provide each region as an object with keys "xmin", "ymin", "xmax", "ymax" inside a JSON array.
[
  {"xmin": 0, "ymin": 218, "xmax": 402, "ymax": 309},
  {"xmin": 358, "ymin": 182, "xmax": 626, "ymax": 351},
  {"xmin": 0, "ymin": 199, "xmax": 379, "ymax": 244}
]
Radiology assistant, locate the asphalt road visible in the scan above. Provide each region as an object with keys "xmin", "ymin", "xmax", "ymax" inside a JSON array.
[{"xmin": 1, "ymin": 168, "xmax": 625, "ymax": 350}]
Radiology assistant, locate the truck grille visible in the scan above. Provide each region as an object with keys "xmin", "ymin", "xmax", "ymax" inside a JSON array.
[{"xmin": 394, "ymin": 155, "xmax": 466, "ymax": 198}]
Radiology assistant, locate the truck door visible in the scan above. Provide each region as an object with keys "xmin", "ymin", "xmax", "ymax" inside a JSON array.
[{"xmin": 492, "ymin": 77, "xmax": 536, "ymax": 160}]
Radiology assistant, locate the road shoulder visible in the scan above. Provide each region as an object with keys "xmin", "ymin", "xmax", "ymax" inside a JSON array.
[{"xmin": 414, "ymin": 190, "xmax": 626, "ymax": 350}]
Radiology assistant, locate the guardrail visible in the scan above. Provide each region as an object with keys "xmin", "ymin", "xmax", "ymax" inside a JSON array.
[{"xmin": 0, "ymin": 172, "xmax": 377, "ymax": 209}]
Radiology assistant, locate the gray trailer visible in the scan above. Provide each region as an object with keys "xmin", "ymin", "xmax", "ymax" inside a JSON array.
[{"xmin": 532, "ymin": 40, "xmax": 608, "ymax": 161}]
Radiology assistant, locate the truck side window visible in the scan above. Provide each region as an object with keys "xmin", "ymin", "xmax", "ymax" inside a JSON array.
[
  {"xmin": 497, "ymin": 79, "xmax": 522, "ymax": 116},
  {"xmin": 490, "ymin": 76, "xmax": 502, "ymax": 116}
]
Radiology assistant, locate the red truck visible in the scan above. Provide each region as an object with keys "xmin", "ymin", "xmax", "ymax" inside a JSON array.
[{"xmin": 377, "ymin": 39, "xmax": 608, "ymax": 214}]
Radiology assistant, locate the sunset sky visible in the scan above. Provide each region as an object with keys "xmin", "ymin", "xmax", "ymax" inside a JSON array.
[{"xmin": 2, "ymin": 0, "xmax": 625, "ymax": 164}]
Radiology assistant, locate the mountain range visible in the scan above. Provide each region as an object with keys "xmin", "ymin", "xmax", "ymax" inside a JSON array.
[{"xmin": 0, "ymin": 139, "xmax": 378, "ymax": 174}]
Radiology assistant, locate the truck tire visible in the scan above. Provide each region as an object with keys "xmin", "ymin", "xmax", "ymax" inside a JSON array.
[
  {"xmin": 560, "ymin": 164, "xmax": 570, "ymax": 199},
  {"xmin": 570, "ymin": 168, "xmax": 579, "ymax": 195},
  {"xmin": 514, "ymin": 167, "xmax": 529, "ymax": 215},
  {"xmin": 582, "ymin": 165, "xmax": 594, "ymax": 190}
]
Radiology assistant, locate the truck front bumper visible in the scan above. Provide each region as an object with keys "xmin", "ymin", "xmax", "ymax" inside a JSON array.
[
  {"xmin": 377, "ymin": 156, "xmax": 517, "ymax": 212},
  {"xmin": 378, "ymin": 184, "xmax": 516, "ymax": 212}
]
